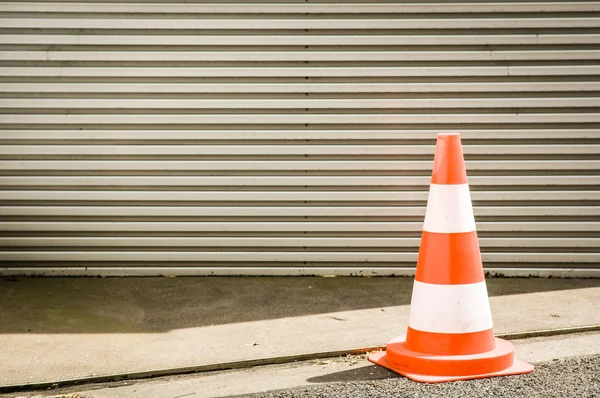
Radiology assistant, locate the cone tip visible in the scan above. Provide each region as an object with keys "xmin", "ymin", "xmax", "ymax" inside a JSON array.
[
  {"xmin": 431, "ymin": 133, "xmax": 467, "ymax": 185},
  {"xmin": 437, "ymin": 133, "xmax": 461, "ymax": 143}
]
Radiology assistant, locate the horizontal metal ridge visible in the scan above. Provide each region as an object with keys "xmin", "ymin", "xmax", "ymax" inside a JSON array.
[
  {"xmin": 1, "ymin": 190, "xmax": 597, "ymax": 202},
  {"xmin": 2, "ymin": 66, "xmax": 598, "ymax": 77},
  {"xmin": 0, "ymin": 221, "xmax": 596, "ymax": 232},
  {"xmin": 3, "ymin": 81, "xmax": 600, "ymax": 93},
  {"xmin": 1, "ymin": 237, "xmax": 597, "ymax": 248},
  {"xmin": 3, "ymin": 98, "xmax": 600, "ymax": 109},
  {"xmin": 1, "ymin": 160, "xmax": 596, "ymax": 171},
  {"xmin": 2, "ymin": 2, "xmax": 599, "ymax": 14},
  {"xmin": 2, "ymin": 113, "xmax": 600, "ymax": 124},
  {"xmin": 1, "ymin": 175, "xmax": 598, "ymax": 186},
  {"xmin": 1, "ymin": 129, "xmax": 597, "ymax": 140},
  {"xmin": 1, "ymin": 206, "xmax": 597, "ymax": 217},
  {"xmin": 3, "ymin": 34, "xmax": 600, "ymax": 47},
  {"xmin": 2, "ymin": 34, "xmax": 600, "ymax": 46},
  {"xmin": 1, "ymin": 144, "xmax": 596, "ymax": 155},
  {"xmin": 3, "ymin": 50, "xmax": 600, "ymax": 61},
  {"xmin": 2, "ymin": 18, "xmax": 600, "ymax": 30},
  {"xmin": 0, "ymin": 251, "xmax": 597, "ymax": 263}
]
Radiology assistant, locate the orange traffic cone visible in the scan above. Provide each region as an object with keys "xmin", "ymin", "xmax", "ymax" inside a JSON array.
[{"xmin": 368, "ymin": 133, "xmax": 534, "ymax": 383}]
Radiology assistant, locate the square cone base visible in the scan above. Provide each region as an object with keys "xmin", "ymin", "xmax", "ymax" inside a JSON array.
[{"xmin": 368, "ymin": 336, "xmax": 534, "ymax": 383}]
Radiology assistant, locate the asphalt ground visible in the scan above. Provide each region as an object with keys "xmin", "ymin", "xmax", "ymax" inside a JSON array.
[{"xmin": 247, "ymin": 354, "xmax": 600, "ymax": 398}]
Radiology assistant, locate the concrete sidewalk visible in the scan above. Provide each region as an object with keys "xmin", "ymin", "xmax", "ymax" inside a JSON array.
[
  {"xmin": 23, "ymin": 331, "xmax": 600, "ymax": 398},
  {"xmin": 1, "ymin": 277, "xmax": 600, "ymax": 390}
]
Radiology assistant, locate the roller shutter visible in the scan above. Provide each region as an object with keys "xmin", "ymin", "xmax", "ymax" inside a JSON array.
[{"xmin": 0, "ymin": 1, "xmax": 599, "ymax": 276}]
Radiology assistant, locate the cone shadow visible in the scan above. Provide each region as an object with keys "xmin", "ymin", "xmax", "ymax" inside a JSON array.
[{"xmin": 307, "ymin": 364, "xmax": 398, "ymax": 384}]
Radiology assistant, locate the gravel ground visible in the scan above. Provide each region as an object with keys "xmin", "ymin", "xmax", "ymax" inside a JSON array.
[{"xmin": 246, "ymin": 355, "xmax": 600, "ymax": 398}]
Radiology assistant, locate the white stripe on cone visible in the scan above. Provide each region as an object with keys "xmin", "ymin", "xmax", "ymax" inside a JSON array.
[
  {"xmin": 408, "ymin": 280, "xmax": 493, "ymax": 334},
  {"xmin": 423, "ymin": 184, "xmax": 476, "ymax": 234}
]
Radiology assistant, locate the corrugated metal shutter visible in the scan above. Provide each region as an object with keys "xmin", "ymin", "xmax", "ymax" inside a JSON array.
[{"xmin": 0, "ymin": 1, "xmax": 599, "ymax": 276}]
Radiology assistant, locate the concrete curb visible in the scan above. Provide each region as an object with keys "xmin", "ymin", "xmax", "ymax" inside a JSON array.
[{"xmin": 2, "ymin": 324, "xmax": 599, "ymax": 394}]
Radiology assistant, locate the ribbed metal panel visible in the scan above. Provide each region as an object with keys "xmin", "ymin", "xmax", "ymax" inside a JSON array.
[{"xmin": 0, "ymin": 1, "xmax": 599, "ymax": 276}]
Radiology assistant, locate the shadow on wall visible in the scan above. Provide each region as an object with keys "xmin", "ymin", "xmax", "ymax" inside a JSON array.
[{"xmin": 1, "ymin": 276, "xmax": 599, "ymax": 334}]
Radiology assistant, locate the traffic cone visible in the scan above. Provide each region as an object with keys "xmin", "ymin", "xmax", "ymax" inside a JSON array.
[{"xmin": 368, "ymin": 133, "xmax": 534, "ymax": 383}]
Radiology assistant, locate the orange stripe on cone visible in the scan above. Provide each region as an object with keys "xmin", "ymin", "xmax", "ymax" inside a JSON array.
[
  {"xmin": 368, "ymin": 133, "xmax": 534, "ymax": 383},
  {"xmin": 416, "ymin": 231, "xmax": 484, "ymax": 285},
  {"xmin": 405, "ymin": 327, "xmax": 496, "ymax": 356},
  {"xmin": 381, "ymin": 337, "xmax": 518, "ymax": 380}
]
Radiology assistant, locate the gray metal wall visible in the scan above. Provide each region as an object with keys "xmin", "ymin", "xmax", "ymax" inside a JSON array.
[{"xmin": 0, "ymin": 1, "xmax": 599, "ymax": 276}]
